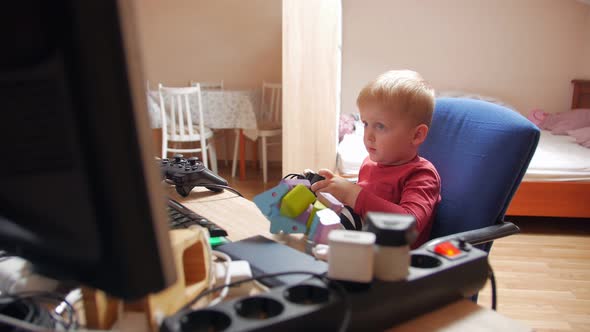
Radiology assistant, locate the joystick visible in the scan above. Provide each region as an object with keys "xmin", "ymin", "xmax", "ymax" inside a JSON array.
[
  {"xmin": 160, "ymin": 154, "xmax": 229, "ymax": 197},
  {"xmin": 303, "ymin": 170, "xmax": 326, "ymax": 185},
  {"xmin": 188, "ymin": 157, "xmax": 199, "ymax": 166}
]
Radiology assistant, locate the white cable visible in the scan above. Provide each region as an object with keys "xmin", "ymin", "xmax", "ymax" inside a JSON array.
[
  {"xmin": 208, "ymin": 250, "xmax": 232, "ymax": 307},
  {"xmin": 252, "ymin": 280, "xmax": 269, "ymax": 293},
  {"xmin": 55, "ymin": 288, "xmax": 81, "ymax": 315}
]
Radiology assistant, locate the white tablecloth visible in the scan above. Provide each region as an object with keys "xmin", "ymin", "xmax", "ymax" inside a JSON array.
[{"xmin": 148, "ymin": 89, "xmax": 261, "ymax": 140}]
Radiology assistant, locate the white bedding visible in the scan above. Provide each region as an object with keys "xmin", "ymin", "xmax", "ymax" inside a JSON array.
[
  {"xmin": 337, "ymin": 133, "xmax": 368, "ymax": 177},
  {"xmin": 336, "ymin": 129, "xmax": 590, "ymax": 182},
  {"xmin": 523, "ymin": 130, "xmax": 590, "ymax": 182},
  {"xmin": 337, "ymin": 118, "xmax": 368, "ymax": 177}
]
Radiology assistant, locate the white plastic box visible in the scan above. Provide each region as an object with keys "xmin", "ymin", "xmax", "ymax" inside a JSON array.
[{"xmin": 327, "ymin": 230, "xmax": 376, "ymax": 283}]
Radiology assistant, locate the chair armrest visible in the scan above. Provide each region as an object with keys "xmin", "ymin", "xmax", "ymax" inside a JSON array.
[{"xmin": 422, "ymin": 222, "xmax": 520, "ymax": 248}]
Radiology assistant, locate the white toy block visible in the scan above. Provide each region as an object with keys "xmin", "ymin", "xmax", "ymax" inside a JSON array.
[
  {"xmin": 327, "ymin": 230, "xmax": 376, "ymax": 283},
  {"xmin": 310, "ymin": 209, "xmax": 344, "ymax": 245}
]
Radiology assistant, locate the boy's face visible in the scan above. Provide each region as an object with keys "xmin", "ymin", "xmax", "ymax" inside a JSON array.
[{"xmin": 359, "ymin": 103, "xmax": 420, "ymax": 165}]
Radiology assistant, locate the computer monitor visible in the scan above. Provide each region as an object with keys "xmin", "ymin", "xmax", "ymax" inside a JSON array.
[{"xmin": 0, "ymin": 1, "xmax": 176, "ymax": 299}]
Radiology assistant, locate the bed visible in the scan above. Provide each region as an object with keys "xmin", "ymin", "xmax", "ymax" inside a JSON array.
[
  {"xmin": 506, "ymin": 130, "xmax": 590, "ymax": 218},
  {"xmin": 506, "ymin": 80, "xmax": 590, "ymax": 218},
  {"xmin": 337, "ymin": 81, "xmax": 590, "ymax": 218}
]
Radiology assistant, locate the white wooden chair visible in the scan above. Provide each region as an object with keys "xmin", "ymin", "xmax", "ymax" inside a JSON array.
[
  {"xmin": 159, "ymin": 83, "xmax": 218, "ymax": 174},
  {"xmin": 189, "ymin": 80, "xmax": 224, "ymax": 90},
  {"xmin": 232, "ymin": 82, "xmax": 282, "ymax": 183},
  {"xmin": 189, "ymin": 80, "xmax": 231, "ymax": 166}
]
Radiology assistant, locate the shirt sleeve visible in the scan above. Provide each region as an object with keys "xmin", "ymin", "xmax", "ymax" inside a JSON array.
[{"xmin": 353, "ymin": 168, "xmax": 441, "ymax": 233}]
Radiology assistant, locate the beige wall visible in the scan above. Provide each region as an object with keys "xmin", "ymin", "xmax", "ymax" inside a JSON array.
[
  {"xmin": 584, "ymin": 9, "xmax": 590, "ymax": 78},
  {"xmin": 342, "ymin": 0, "xmax": 590, "ymax": 115},
  {"xmin": 134, "ymin": 0, "xmax": 282, "ymax": 162},
  {"xmin": 134, "ymin": 0, "xmax": 282, "ymax": 89}
]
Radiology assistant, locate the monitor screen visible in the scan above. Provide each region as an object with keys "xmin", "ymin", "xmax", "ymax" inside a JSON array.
[{"xmin": 0, "ymin": 0, "xmax": 176, "ymax": 299}]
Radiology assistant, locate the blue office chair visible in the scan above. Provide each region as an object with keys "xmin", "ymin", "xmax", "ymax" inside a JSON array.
[{"xmin": 419, "ymin": 98, "xmax": 540, "ymax": 252}]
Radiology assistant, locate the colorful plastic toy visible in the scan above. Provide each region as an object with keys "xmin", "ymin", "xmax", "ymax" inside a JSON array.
[
  {"xmin": 253, "ymin": 178, "xmax": 345, "ymax": 244},
  {"xmin": 280, "ymin": 184, "xmax": 316, "ymax": 218},
  {"xmin": 317, "ymin": 192, "xmax": 344, "ymax": 214}
]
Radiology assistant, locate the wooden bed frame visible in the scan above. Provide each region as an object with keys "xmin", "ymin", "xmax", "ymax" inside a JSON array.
[{"xmin": 506, "ymin": 79, "xmax": 590, "ymax": 218}]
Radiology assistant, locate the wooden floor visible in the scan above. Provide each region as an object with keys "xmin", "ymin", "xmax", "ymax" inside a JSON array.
[
  {"xmin": 479, "ymin": 217, "xmax": 590, "ymax": 332},
  {"xmin": 218, "ymin": 162, "xmax": 284, "ymax": 199},
  {"xmin": 216, "ymin": 164, "xmax": 590, "ymax": 332}
]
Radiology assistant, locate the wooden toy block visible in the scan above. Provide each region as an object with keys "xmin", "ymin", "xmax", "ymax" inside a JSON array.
[
  {"xmin": 280, "ymin": 178, "xmax": 311, "ymax": 189},
  {"xmin": 306, "ymin": 200, "xmax": 327, "ymax": 230},
  {"xmin": 279, "ymin": 184, "xmax": 316, "ymax": 218},
  {"xmin": 317, "ymin": 192, "xmax": 344, "ymax": 214},
  {"xmin": 311, "ymin": 209, "xmax": 344, "ymax": 245},
  {"xmin": 83, "ymin": 228, "xmax": 211, "ymax": 331},
  {"xmin": 253, "ymin": 183, "xmax": 290, "ymax": 217},
  {"xmin": 269, "ymin": 204, "xmax": 306, "ymax": 234}
]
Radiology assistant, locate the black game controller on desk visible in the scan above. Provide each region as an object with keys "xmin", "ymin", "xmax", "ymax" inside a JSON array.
[{"xmin": 160, "ymin": 154, "xmax": 229, "ymax": 197}]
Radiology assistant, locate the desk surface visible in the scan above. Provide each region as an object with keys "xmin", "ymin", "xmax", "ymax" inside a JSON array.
[{"xmin": 170, "ymin": 186, "xmax": 531, "ymax": 332}]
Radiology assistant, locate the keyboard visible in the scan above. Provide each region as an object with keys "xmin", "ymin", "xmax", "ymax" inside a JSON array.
[{"xmin": 167, "ymin": 198, "xmax": 228, "ymax": 238}]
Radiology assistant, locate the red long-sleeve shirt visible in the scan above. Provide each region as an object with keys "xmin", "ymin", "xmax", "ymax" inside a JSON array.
[{"xmin": 353, "ymin": 155, "xmax": 441, "ymax": 248}]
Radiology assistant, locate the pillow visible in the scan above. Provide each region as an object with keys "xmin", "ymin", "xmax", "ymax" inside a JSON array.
[
  {"xmin": 541, "ymin": 109, "xmax": 590, "ymax": 134},
  {"xmin": 567, "ymin": 126, "xmax": 590, "ymax": 148},
  {"xmin": 339, "ymin": 113, "xmax": 357, "ymax": 142},
  {"xmin": 527, "ymin": 109, "xmax": 547, "ymax": 126}
]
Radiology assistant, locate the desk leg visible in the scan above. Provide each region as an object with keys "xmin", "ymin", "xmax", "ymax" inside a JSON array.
[{"xmin": 239, "ymin": 129, "xmax": 246, "ymax": 180}]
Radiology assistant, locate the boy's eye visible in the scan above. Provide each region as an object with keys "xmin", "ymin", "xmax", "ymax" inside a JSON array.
[
  {"xmin": 375, "ymin": 123, "xmax": 385, "ymax": 130},
  {"xmin": 362, "ymin": 121, "xmax": 368, "ymax": 128}
]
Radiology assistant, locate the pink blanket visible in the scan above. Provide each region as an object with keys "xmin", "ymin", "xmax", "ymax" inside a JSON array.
[{"xmin": 528, "ymin": 109, "xmax": 590, "ymax": 148}]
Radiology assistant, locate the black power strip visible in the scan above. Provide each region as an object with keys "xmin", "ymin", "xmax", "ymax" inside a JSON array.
[{"xmin": 161, "ymin": 239, "xmax": 489, "ymax": 332}]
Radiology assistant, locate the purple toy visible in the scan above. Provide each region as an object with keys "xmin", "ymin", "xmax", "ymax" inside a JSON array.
[
  {"xmin": 317, "ymin": 192, "xmax": 344, "ymax": 214},
  {"xmin": 295, "ymin": 204, "xmax": 313, "ymax": 225},
  {"xmin": 281, "ymin": 179, "xmax": 311, "ymax": 189},
  {"xmin": 309, "ymin": 209, "xmax": 343, "ymax": 244}
]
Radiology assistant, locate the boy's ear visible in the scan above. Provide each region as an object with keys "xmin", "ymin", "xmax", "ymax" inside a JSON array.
[{"xmin": 412, "ymin": 124, "xmax": 429, "ymax": 146}]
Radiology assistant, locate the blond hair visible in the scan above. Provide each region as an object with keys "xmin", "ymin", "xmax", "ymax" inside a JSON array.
[{"xmin": 357, "ymin": 70, "xmax": 435, "ymax": 126}]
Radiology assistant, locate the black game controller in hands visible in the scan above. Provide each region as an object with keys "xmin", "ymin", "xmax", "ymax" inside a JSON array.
[
  {"xmin": 160, "ymin": 154, "xmax": 229, "ymax": 197},
  {"xmin": 302, "ymin": 170, "xmax": 326, "ymax": 185}
]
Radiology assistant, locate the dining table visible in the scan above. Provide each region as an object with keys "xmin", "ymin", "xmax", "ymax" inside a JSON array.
[{"xmin": 147, "ymin": 89, "xmax": 261, "ymax": 180}]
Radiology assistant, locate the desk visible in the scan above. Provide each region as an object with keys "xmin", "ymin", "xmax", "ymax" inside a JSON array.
[{"xmin": 169, "ymin": 187, "xmax": 532, "ymax": 332}]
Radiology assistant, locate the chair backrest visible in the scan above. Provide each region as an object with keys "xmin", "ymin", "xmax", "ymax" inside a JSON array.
[
  {"xmin": 261, "ymin": 81, "xmax": 282, "ymax": 125},
  {"xmin": 190, "ymin": 80, "xmax": 224, "ymax": 90},
  {"xmin": 158, "ymin": 84, "xmax": 206, "ymax": 142},
  {"xmin": 419, "ymin": 98, "xmax": 539, "ymax": 241}
]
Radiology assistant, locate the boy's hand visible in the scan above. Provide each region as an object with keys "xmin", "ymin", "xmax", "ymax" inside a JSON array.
[{"xmin": 311, "ymin": 169, "xmax": 362, "ymax": 208}]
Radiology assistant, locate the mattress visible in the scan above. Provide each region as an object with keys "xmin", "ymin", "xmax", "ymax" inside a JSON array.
[
  {"xmin": 337, "ymin": 131, "xmax": 367, "ymax": 178},
  {"xmin": 337, "ymin": 130, "xmax": 590, "ymax": 182},
  {"xmin": 523, "ymin": 130, "xmax": 590, "ymax": 182}
]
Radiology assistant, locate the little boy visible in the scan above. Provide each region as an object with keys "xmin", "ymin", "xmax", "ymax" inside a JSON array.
[{"xmin": 311, "ymin": 70, "xmax": 441, "ymax": 248}]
